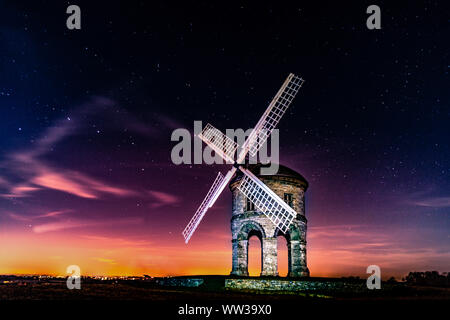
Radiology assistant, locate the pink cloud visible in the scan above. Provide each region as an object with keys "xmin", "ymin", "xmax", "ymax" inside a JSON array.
[
  {"xmin": 12, "ymin": 185, "xmax": 42, "ymax": 194},
  {"xmin": 73, "ymin": 172, "xmax": 137, "ymax": 197},
  {"xmin": 0, "ymin": 184, "xmax": 42, "ymax": 198},
  {"xmin": 26, "ymin": 166, "xmax": 137, "ymax": 199},
  {"xmin": 0, "ymin": 97, "xmax": 184, "ymax": 203},
  {"xmin": 6, "ymin": 210, "xmax": 72, "ymax": 222},
  {"xmin": 3, "ymin": 161, "xmax": 139, "ymax": 200},
  {"xmin": 32, "ymin": 221, "xmax": 94, "ymax": 233},
  {"xmin": 36, "ymin": 210, "xmax": 72, "ymax": 218},
  {"xmin": 32, "ymin": 172, "xmax": 97, "ymax": 199},
  {"xmin": 7, "ymin": 212, "xmax": 32, "ymax": 222},
  {"xmin": 4, "ymin": 155, "xmax": 136, "ymax": 200},
  {"xmin": 1, "ymin": 97, "xmax": 140, "ymax": 201},
  {"xmin": 32, "ymin": 218, "xmax": 143, "ymax": 234},
  {"xmin": 0, "ymin": 193, "xmax": 28, "ymax": 198},
  {"xmin": 148, "ymin": 190, "xmax": 180, "ymax": 208}
]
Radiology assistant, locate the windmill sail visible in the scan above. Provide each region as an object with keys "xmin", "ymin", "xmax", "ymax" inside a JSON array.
[
  {"xmin": 198, "ymin": 123, "xmax": 238, "ymax": 163},
  {"xmin": 238, "ymin": 73, "xmax": 304, "ymax": 162},
  {"xmin": 182, "ymin": 168, "xmax": 237, "ymax": 243},
  {"xmin": 237, "ymin": 167, "xmax": 297, "ymax": 233}
]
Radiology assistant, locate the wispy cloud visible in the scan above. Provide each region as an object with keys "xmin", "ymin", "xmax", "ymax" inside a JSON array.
[
  {"xmin": 156, "ymin": 114, "xmax": 185, "ymax": 130},
  {"xmin": 5, "ymin": 209, "xmax": 72, "ymax": 222},
  {"xmin": 411, "ymin": 196, "xmax": 450, "ymax": 208},
  {"xmin": 31, "ymin": 169, "xmax": 136, "ymax": 199},
  {"xmin": 0, "ymin": 95, "xmax": 188, "ymax": 204},
  {"xmin": 11, "ymin": 185, "xmax": 42, "ymax": 196},
  {"xmin": 0, "ymin": 184, "xmax": 42, "ymax": 198},
  {"xmin": 0, "ymin": 96, "xmax": 185, "ymax": 201},
  {"xmin": 7, "ymin": 212, "xmax": 32, "ymax": 222},
  {"xmin": 32, "ymin": 217, "xmax": 143, "ymax": 234},
  {"xmin": 32, "ymin": 221, "xmax": 95, "ymax": 233},
  {"xmin": 36, "ymin": 210, "xmax": 72, "ymax": 218},
  {"xmin": 148, "ymin": 190, "xmax": 180, "ymax": 208},
  {"xmin": 401, "ymin": 187, "xmax": 450, "ymax": 209},
  {"xmin": 0, "ymin": 97, "xmax": 140, "ymax": 200},
  {"xmin": 31, "ymin": 171, "xmax": 97, "ymax": 199}
]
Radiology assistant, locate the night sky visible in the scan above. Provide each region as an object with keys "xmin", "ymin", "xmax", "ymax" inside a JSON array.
[{"xmin": 0, "ymin": 1, "xmax": 448, "ymax": 278}]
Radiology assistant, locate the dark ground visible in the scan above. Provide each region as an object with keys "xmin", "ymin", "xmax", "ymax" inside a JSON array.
[
  {"xmin": 1, "ymin": 275, "xmax": 449, "ymax": 300},
  {"xmin": 0, "ymin": 276, "xmax": 448, "ymax": 318}
]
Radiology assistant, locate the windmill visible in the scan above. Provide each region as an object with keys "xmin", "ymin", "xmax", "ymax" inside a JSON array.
[{"xmin": 182, "ymin": 73, "xmax": 304, "ymax": 243}]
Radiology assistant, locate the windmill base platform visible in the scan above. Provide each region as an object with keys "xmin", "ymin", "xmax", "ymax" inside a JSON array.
[{"xmin": 153, "ymin": 275, "xmax": 374, "ymax": 294}]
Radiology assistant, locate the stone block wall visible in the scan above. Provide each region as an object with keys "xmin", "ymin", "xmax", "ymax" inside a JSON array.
[
  {"xmin": 225, "ymin": 279, "xmax": 367, "ymax": 292},
  {"xmin": 229, "ymin": 167, "xmax": 309, "ymax": 277}
]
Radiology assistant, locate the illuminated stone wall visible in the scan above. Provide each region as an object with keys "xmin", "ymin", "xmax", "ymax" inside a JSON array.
[
  {"xmin": 225, "ymin": 279, "xmax": 368, "ymax": 292},
  {"xmin": 229, "ymin": 165, "xmax": 309, "ymax": 277}
]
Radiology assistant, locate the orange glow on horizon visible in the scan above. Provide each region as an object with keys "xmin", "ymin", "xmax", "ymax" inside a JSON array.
[{"xmin": 1, "ymin": 224, "xmax": 448, "ymax": 279}]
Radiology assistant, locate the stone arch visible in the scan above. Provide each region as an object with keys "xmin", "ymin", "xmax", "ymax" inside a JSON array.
[
  {"xmin": 237, "ymin": 221, "xmax": 266, "ymax": 241},
  {"xmin": 240, "ymin": 221, "xmax": 265, "ymax": 276},
  {"xmin": 230, "ymin": 221, "xmax": 267, "ymax": 277},
  {"xmin": 272, "ymin": 223, "xmax": 308, "ymax": 277},
  {"xmin": 273, "ymin": 228, "xmax": 290, "ymax": 241},
  {"xmin": 273, "ymin": 223, "xmax": 302, "ymax": 241},
  {"xmin": 274, "ymin": 228, "xmax": 291, "ymax": 277}
]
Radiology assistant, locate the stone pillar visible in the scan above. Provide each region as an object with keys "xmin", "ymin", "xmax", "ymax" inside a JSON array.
[
  {"xmin": 288, "ymin": 240, "xmax": 309, "ymax": 277},
  {"xmin": 230, "ymin": 239, "xmax": 249, "ymax": 276},
  {"xmin": 287, "ymin": 240, "xmax": 292, "ymax": 275},
  {"xmin": 261, "ymin": 237, "xmax": 278, "ymax": 276}
]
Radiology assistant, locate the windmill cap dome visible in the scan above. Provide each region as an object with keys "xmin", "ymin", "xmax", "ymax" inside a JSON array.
[{"xmin": 230, "ymin": 163, "xmax": 308, "ymax": 189}]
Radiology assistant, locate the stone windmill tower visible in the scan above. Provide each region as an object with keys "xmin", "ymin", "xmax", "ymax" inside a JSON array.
[{"xmin": 229, "ymin": 163, "xmax": 309, "ymax": 277}]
